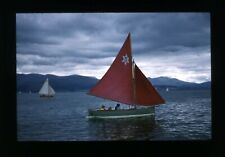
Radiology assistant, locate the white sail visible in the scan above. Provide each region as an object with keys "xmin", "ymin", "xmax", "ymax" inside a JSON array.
[
  {"xmin": 166, "ymin": 88, "xmax": 169, "ymax": 92},
  {"xmin": 48, "ymin": 85, "xmax": 55, "ymax": 95},
  {"xmin": 39, "ymin": 78, "xmax": 55, "ymax": 97}
]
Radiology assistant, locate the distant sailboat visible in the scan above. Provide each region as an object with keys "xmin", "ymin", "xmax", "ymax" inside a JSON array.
[
  {"xmin": 166, "ymin": 88, "xmax": 169, "ymax": 92},
  {"xmin": 87, "ymin": 33, "xmax": 165, "ymax": 119},
  {"xmin": 39, "ymin": 78, "xmax": 55, "ymax": 97}
]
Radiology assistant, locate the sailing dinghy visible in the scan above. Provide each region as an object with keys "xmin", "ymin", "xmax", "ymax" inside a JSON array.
[
  {"xmin": 39, "ymin": 78, "xmax": 55, "ymax": 97},
  {"xmin": 87, "ymin": 33, "xmax": 165, "ymax": 119}
]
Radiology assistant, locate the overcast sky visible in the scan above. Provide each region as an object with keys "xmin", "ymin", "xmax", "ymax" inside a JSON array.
[{"xmin": 16, "ymin": 13, "xmax": 210, "ymax": 83}]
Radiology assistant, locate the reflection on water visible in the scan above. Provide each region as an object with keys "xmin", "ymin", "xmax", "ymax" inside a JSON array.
[{"xmin": 87, "ymin": 117, "xmax": 158, "ymax": 140}]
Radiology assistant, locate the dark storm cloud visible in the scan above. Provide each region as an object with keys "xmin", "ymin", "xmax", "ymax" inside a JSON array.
[
  {"xmin": 16, "ymin": 13, "xmax": 110, "ymax": 45},
  {"xmin": 16, "ymin": 13, "xmax": 210, "ymax": 82},
  {"xmin": 115, "ymin": 13, "xmax": 210, "ymax": 55}
]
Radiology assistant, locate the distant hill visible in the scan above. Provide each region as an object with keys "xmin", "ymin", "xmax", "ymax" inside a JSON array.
[
  {"xmin": 17, "ymin": 74, "xmax": 211, "ymax": 93},
  {"xmin": 150, "ymin": 77, "xmax": 193, "ymax": 87},
  {"xmin": 149, "ymin": 76, "xmax": 211, "ymax": 89},
  {"xmin": 17, "ymin": 73, "xmax": 98, "ymax": 92}
]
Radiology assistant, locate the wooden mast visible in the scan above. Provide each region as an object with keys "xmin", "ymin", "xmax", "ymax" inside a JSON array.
[
  {"xmin": 130, "ymin": 33, "xmax": 137, "ymax": 107},
  {"xmin": 132, "ymin": 59, "xmax": 137, "ymax": 108}
]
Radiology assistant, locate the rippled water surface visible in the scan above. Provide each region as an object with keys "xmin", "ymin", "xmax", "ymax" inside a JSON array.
[{"xmin": 17, "ymin": 89, "xmax": 211, "ymax": 141}]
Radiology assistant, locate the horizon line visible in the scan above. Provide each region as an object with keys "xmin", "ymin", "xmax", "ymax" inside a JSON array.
[{"xmin": 16, "ymin": 72, "xmax": 211, "ymax": 84}]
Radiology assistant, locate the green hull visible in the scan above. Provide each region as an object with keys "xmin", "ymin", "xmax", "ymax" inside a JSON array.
[
  {"xmin": 40, "ymin": 95, "xmax": 54, "ymax": 97},
  {"xmin": 87, "ymin": 107, "xmax": 155, "ymax": 119}
]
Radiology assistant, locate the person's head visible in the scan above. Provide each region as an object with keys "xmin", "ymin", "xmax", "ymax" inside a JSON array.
[{"xmin": 117, "ymin": 104, "xmax": 120, "ymax": 107}]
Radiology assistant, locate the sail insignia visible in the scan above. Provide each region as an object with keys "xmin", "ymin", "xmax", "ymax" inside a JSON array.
[{"xmin": 122, "ymin": 54, "xmax": 129, "ymax": 65}]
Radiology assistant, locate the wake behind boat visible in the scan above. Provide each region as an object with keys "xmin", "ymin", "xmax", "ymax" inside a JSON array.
[{"xmin": 87, "ymin": 33, "xmax": 165, "ymax": 119}]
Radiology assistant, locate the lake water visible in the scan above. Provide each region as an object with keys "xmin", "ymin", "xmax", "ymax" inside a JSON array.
[{"xmin": 17, "ymin": 89, "xmax": 211, "ymax": 141}]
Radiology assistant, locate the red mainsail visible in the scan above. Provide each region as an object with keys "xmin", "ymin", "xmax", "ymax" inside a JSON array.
[{"xmin": 88, "ymin": 33, "xmax": 165, "ymax": 106}]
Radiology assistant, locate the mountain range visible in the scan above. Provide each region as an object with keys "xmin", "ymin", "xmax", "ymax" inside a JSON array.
[
  {"xmin": 149, "ymin": 77, "xmax": 211, "ymax": 89},
  {"xmin": 17, "ymin": 73, "xmax": 211, "ymax": 93}
]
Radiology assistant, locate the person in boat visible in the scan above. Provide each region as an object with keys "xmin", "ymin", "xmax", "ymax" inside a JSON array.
[
  {"xmin": 115, "ymin": 103, "xmax": 120, "ymax": 110},
  {"xmin": 99, "ymin": 105, "xmax": 106, "ymax": 110},
  {"xmin": 108, "ymin": 107, "xmax": 112, "ymax": 110}
]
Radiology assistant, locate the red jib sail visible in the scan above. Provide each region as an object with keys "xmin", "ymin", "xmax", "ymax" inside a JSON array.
[{"xmin": 88, "ymin": 33, "xmax": 165, "ymax": 106}]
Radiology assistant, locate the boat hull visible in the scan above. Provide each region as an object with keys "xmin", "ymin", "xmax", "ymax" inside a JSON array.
[
  {"xmin": 87, "ymin": 107, "xmax": 155, "ymax": 119},
  {"xmin": 39, "ymin": 95, "xmax": 54, "ymax": 97}
]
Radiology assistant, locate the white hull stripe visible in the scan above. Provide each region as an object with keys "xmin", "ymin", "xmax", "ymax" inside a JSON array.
[{"xmin": 86, "ymin": 113, "xmax": 154, "ymax": 119}]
